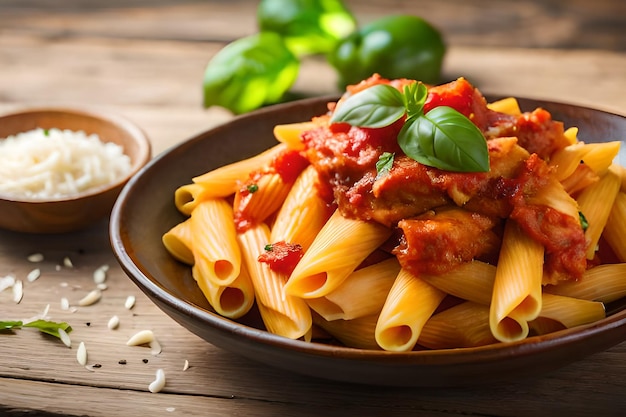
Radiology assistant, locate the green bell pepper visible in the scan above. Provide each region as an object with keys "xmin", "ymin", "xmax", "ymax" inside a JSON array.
[
  {"xmin": 202, "ymin": 32, "xmax": 300, "ymax": 114},
  {"xmin": 328, "ymin": 15, "xmax": 446, "ymax": 88},
  {"xmin": 257, "ymin": 0, "xmax": 356, "ymax": 56}
]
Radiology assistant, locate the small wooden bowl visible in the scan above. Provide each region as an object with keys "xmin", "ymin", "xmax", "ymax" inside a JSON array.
[{"xmin": 0, "ymin": 107, "xmax": 151, "ymax": 234}]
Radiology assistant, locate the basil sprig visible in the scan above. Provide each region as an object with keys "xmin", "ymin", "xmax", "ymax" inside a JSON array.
[
  {"xmin": 330, "ymin": 82, "xmax": 490, "ymax": 173},
  {"xmin": 1, "ymin": 319, "xmax": 72, "ymax": 340}
]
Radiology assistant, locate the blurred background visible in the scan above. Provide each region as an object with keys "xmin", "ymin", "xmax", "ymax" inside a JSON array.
[
  {"xmin": 1, "ymin": 0, "xmax": 624, "ymax": 153},
  {"xmin": 1, "ymin": 0, "xmax": 623, "ymax": 50}
]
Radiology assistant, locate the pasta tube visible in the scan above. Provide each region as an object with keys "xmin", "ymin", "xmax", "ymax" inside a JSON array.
[
  {"xmin": 312, "ymin": 313, "xmax": 381, "ymax": 350},
  {"xmin": 419, "ymin": 302, "xmax": 497, "ymax": 349},
  {"xmin": 191, "ymin": 264, "xmax": 255, "ymax": 319},
  {"xmin": 270, "ymin": 165, "xmax": 330, "ymax": 251},
  {"xmin": 545, "ymin": 263, "xmax": 626, "ymax": 303},
  {"xmin": 190, "ymin": 199, "xmax": 241, "ymax": 286},
  {"xmin": 420, "ymin": 260, "xmax": 495, "ymax": 305},
  {"xmin": 233, "ymin": 171, "xmax": 292, "ymax": 231},
  {"xmin": 536, "ymin": 293, "xmax": 605, "ymax": 330},
  {"xmin": 577, "ymin": 165, "xmax": 621, "ymax": 260},
  {"xmin": 602, "ymin": 191, "xmax": 626, "ymax": 262},
  {"xmin": 489, "ymin": 220, "xmax": 544, "ymax": 343},
  {"xmin": 284, "ymin": 209, "xmax": 392, "ymax": 298},
  {"xmin": 550, "ymin": 141, "xmax": 620, "ymax": 181},
  {"xmin": 174, "ymin": 183, "xmax": 210, "ymax": 216},
  {"xmin": 487, "ymin": 97, "xmax": 521, "ymax": 116},
  {"xmin": 237, "ymin": 223, "xmax": 311, "ymax": 340},
  {"xmin": 375, "ymin": 268, "xmax": 446, "ymax": 352},
  {"xmin": 162, "ymin": 218, "xmax": 194, "ymax": 265},
  {"xmin": 273, "ymin": 121, "xmax": 320, "ymax": 151},
  {"xmin": 306, "ymin": 258, "xmax": 401, "ymax": 321},
  {"xmin": 192, "ymin": 143, "xmax": 287, "ymax": 187}
]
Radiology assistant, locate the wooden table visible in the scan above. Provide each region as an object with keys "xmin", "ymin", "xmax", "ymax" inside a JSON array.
[{"xmin": 1, "ymin": 1, "xmax": 625, "ymax": 415}]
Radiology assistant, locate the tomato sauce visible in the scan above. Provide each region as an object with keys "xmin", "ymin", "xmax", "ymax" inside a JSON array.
[{"xmin": 301, "ymin": 75, "xmax": 587, "ymax": 281}]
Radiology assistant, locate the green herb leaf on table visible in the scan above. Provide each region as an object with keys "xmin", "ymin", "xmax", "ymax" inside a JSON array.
[
  {"xmin": 0, "ymin": 319, "xmax": 72, "ymax": 340},
  {"xmin": 1, "ymin": 320, "xmax": 23, "ymax": 330},
  {"xmin": 23, "ymin": 319, "xmax": 72, "ymax": 338},
  {"xmin": 330, "ymin": 82, "xmax": 490, "ymax": 173}
]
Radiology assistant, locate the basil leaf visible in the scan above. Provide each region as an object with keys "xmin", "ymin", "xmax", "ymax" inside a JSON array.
[
  {"xmin": 203, "ymin": 32, "xmax": 300, "ymax": 114},
  {"xmin": 402, "ymin": 82, "xmax": 428, "ymax": 118},
  {"xmin": 0, "ymin": 320, "xmax": 23, "ymax": 330},
  {"xmin": 330, "ymin": 84, "xmax": 406, "ymax": 128},
  {"xmin": 398, "ymin": 106, "xmax": 489, "ymax": 172},
  {"xmin": 23, "ymin": 319, "xmax": 72, "ymax": 338},
  {"xmin": 376, "ymin": 152, "xmax": 395, "ymax": 178}
]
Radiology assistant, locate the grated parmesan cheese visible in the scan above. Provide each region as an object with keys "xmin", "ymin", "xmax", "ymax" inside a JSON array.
[{"xmin": 0, "ymin": 128, "xmax": 131, "ymax": 199}]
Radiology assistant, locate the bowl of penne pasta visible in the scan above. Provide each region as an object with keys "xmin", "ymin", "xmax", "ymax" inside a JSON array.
[{"xmin": 110, "ymin": 76, "xmax": 626, "ymax": 387}]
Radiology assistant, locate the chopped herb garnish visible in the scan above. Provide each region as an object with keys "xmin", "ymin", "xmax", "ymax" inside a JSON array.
[
  {"xmin": 264, "ymin": 243, "xmax": 273, "ymax": 251},
  {"xmin": 247, "ymin": 184, "xmax": 259, "ymax": 193},
  {"xmin": 43, "ymin": 129, "xmax": 50, "ymax": 136},
  {"xmin": 330, "ymin": 82, "xmax": 490, "ymax": 173},
  {"xmin": 579, "ymin": 211, "xmax": 589, "ymax": 231},
  {"xmin": 376, "ymin": 152, "xmax": 395, "ymax": 178}
]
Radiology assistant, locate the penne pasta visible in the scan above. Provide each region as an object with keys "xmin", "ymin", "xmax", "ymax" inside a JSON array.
[
  {"xmin": 312, "ymin": 313, "xmax": 381, "ymax": 350},
  {"xmin": 162, "ymin": 218, "xmax": 194, "ymax": 265},
  {"xmin": 536, "ymin": 293, "xmax": 605, "ymax": 330},
  {"xmin": 234, "ymin": 171, "xmax": 293, "ymax": 232},
  {"xmin": 192, "ymin": 143, "xmax": 287, "ymax": 186},
  {"xmin": 306, "ymin": 258, "xmax": 401, "ymax": 321},
  {"xmin": 577, "ymin": 141, "xmax": 621, "ymax": 176},
  {"xmin": 563, "ymin": 127, "xmax": 578, "ymax": 145},
  {"xmin": 418, "ymin": 302, "xmax": 497, "ymax": 349},
  {"xmin": 486, "ymin": 97, "xmax": 521, "ymax": 116},
  {"xmin": 490, "ymin": 220, "xmax": 544, "ymax": 343},
  {"xmin": 602, "ymin": 191, "xmax": 626, "ymax": 262},
  {"xmin": 270, "ymin": 165, "xmax": 331, "ymax": 251},
  {"xmin": 237, "ymin": 223, "xmax": 312, "ymax": 339},
  {"xmin": 375, "ymin": 268, "xmax": 446, "ymax": 352},
  {"xmin": 560, "ymin": 163, "xmax": 599, "ymax": 196},
  {"xmin": 284, "ymin": 209, "xmax": 392, "ymax": 298},
  {"xmin": 550, "ymin": 141, "xmax": 620, "ymax": 181},
  {"xmin": 191, "ymin": 264, "xmax": 255, "ymax": 319},
  {"xmin": 273, "ymin": 121, "xmax": 320, "ymax": 151},
  {"xmin": 545, "ymin": 263, "xmax": 626, "ymax": 303},
  {"xmin": 190, "ymin": 199, "xmax": 241, "ymax": 286},
  {"xmin": 174, "ymin": 182, "xmax": 210, "ymax": 216},
  {"xmin": 618, "ymin": 164, "xmax": 626, "ymax": 193},
  {"xmin": 162, "ymin": 75, "xmax": 626, "ymax": 352},
  {"xmin": 577, "ymin": 165, "xmax": 621, "ymax": 260},
  {"xmin": 420, "ymin": 260, "xmax": 495, "ymax": 305}
]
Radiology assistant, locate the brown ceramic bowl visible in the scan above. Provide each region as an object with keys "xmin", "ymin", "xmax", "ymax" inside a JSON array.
[
  {"xmin": 110, "ymin": 96, "xmax": 626, "ymax": 387},
  {"xmin": 0, "ymin": 107, "xmax": 151, "ymax": 233}
]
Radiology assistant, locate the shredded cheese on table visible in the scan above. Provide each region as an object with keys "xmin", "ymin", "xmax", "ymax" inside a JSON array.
[{"xmin": 0, "ymin": 128, "xmax": 131, "ymax": 199}]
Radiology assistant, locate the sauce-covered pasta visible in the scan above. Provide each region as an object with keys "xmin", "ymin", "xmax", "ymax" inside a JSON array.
[{"xmin": 163, "ymin": 75, "xmax": 625, "ymax": 351}]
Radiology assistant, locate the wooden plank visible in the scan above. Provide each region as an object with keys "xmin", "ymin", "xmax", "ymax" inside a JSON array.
[{"xmin": 0, "ymin": 0, "xmax": 624, "ymax": 50}]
